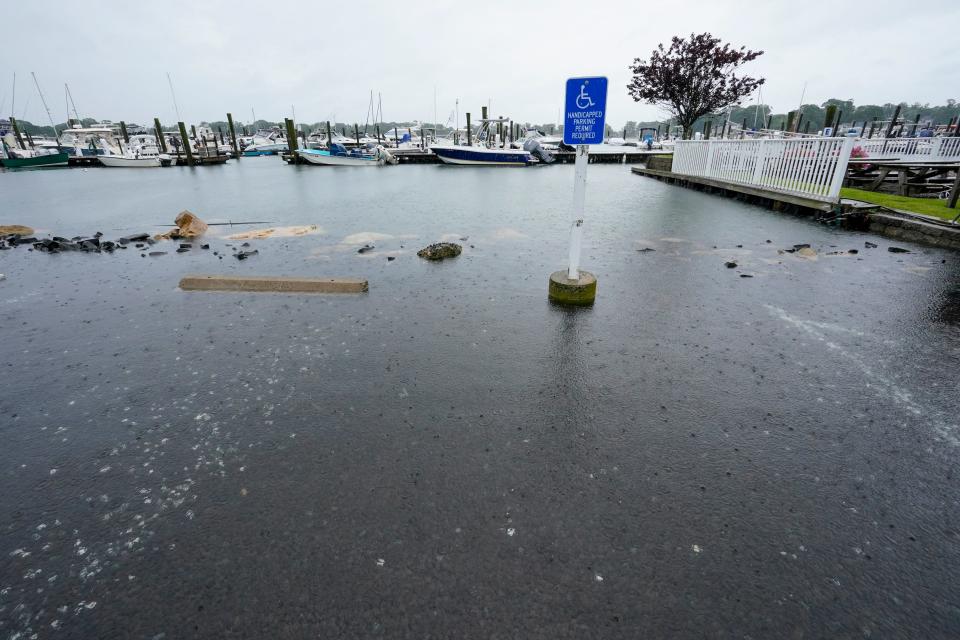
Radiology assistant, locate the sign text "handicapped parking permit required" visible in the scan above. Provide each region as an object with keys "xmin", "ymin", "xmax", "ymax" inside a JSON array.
[{"xmin": 563, "ymin": 77, "xmax": 608, "ymax": 146}]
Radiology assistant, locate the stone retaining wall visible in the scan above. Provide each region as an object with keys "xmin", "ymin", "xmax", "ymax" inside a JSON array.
[{"xmin": 868, "ymin": 213, "xmax": 960, "ymax": 250}]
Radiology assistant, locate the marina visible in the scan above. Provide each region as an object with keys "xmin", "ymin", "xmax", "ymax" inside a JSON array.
[{"xmin": 3, "ymin": 4, "xmax": 960, "ymax": 638}]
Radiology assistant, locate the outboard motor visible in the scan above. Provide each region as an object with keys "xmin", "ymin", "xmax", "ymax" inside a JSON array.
[
  {"xmin": 375, "ymin": 146, "xmax": 398, "ymax": 165},
  {"xmin": 523, "ymin": 139, "xmax": 555, "ymax": 164}
]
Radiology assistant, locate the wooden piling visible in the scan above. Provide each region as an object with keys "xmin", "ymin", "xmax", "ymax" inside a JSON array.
[
  {"xmin": 824, "ymin": 105, "xmax": 837, "ymax": 133},
  {"xmin": 466, "ymin": 112, "xmax": 472, "ymax": 146},
  {"xmin": 326, "ymin": 121, "xmax": 333, "ymax": 148},
  {"xmin": 154, "ymin": 118, "xmax": 168, "ymax": 153},
  {"xmin": 177, "ymin": 121, "xmax": 195, "ymax": 166},
  {"xmin": 9, "ymin": 116, "xmax": 26, "ymax": 149},
  {"xmin": 786, "ymin": 110, "xmax": 796, "ymax": 133},
  {"xmin": 119, "ymin": 121, "xmax": 129, "ymax": 143},
  {"xmin": 885, "ymin": 105, "xmax": 901, "ymax": 139},
  {"xmin": 354, "ymin": 124, "xmax": 361, "ymax": 148},
  {"xmin": 226, "ymin": 113, "xmax": 240, "ymax": 158},
  {"xmin": 284, "ymin": 118, "xmax": 299, "ymax": 153},
  {"xmin": 834, "ymin": 110, "xmax": 843, "ymax": 133}
]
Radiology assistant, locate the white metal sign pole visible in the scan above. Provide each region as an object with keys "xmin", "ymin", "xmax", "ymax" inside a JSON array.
[{"xmin": 567, "ymin": 144, "xmax": 589, "ymax": 279}]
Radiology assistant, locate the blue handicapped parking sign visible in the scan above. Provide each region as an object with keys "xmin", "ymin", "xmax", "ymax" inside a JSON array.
[{"xmin": 563, "ymin": 77, "xmax": 608, "ymax": 146}]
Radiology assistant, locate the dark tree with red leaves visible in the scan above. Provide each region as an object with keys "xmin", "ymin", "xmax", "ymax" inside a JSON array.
[{"xmin": 628, "ymin": 33, "xmax": 765, "ymax": 138}]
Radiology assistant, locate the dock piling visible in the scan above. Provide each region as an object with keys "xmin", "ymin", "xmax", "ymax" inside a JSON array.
[
  {"xmin": 466, "ymin": 113, "xmax": 472, "ymax": 146},
  {"xmin": 154, "ymin": 118, "xmax": 168, "ymax": 153},
  {"xmin": 177, "ymin": 122, "xmax": 195, "ymax": 166},
  {"xmin": 284, "ymin": 118, "xmax": 299, "ymax": 154},
  {"xmin": 226, "ymin": 113, "xmax": 240, "ymax": 158},
  {"xmin": 9, "ymin": 116, "xmax": 26, "ymax": 149}
]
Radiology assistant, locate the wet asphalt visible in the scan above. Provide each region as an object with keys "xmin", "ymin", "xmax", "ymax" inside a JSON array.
[{"xmin": 1, "ymin": 160, "xmax": 959, "ymax": 638}]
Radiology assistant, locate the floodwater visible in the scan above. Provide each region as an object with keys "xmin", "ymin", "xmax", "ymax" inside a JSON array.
[{"xmin": 1, "ymin": 158, "xmax": 959, "ymax": 639}]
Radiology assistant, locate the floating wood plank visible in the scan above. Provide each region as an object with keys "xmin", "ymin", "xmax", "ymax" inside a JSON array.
[{"xmin": 179, "ymin": 275, "xmax": 368, "ymax": 293}]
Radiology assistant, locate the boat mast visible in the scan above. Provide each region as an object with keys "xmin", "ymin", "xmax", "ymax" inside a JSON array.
[
  {"xmin": 166, "ymin": 72, "xmax": 182, "ymax": 122},
  {"xmin": 65, "ymin": 83, "xmax": 81, "ymax": 122},
  {"xmin": 10, "ymin": 72, "xmax": 15, "ymax": 117},
  {"xmin": 30, "ymin": 72, "xmax": 61, "ymax": 146}
]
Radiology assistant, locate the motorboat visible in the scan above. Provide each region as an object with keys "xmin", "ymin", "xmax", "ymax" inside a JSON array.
[
  {"xmin": 242, "ymin": 128, "xmax": 287, "ymax": 156},
  {"xmin": 431, "ymin": 117, "xmax": 533, "ymax": 166},
  {"xmin": 305, "ymin": 127, "xmax": 352, "ymax": 150},
  {"xmin": 58, "ymin": 124, "xmax": 121, "ymax": 157},
  {"xmin": 297, "ymin": 143, "xmax": 396, "ymax": 166},
  {"xmin": 99, "ymin": 134, "xmax": 171, "ymax": 167}
]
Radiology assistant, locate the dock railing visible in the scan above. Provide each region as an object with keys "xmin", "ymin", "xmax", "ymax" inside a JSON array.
[
  {"xmin": 856, "ymin": 136, "xmax": 960, "ymax": 162},
  {"xmin": 672, "ymin": 137, "xmax": 855, "ymax": 203}
]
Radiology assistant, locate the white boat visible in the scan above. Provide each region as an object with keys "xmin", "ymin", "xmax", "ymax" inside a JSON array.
[
  {"xmin": 59, "ymin": 124, "xmax": 121, "ymax": 158},
  {"xmin": 99, "ymin": 134, "xmax": 171, "ymax": 167},
  {"xmin": 99, "ymin": 155, "xmax": 163, "ymax": 168},
  {"xmin": 297, "ymin": 143, "xmax": 396, "ymax": 166}
]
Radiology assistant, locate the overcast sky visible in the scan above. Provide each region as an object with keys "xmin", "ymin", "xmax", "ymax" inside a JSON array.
[{"xmin": 4, "ymin": 0, "xmax": 958, "ymax": 128}]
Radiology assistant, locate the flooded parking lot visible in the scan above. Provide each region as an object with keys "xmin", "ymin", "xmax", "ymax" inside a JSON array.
[{"xmin": 2, "ymin": 160, "xmax": 959, "ymax": 638}]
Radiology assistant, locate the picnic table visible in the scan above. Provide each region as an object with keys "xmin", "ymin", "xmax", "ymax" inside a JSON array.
[{"xmin": 847, "ymin": 159, "xmax": 959, "ymax": 196}]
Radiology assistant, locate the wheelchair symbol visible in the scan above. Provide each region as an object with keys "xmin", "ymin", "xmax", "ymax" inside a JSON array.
[{"xmin": 575, "ymin": 83, "xmax": 595, "ymax": 109}]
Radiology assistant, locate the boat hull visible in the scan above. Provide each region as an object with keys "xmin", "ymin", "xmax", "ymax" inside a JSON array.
[
  {"xmin": 0, "ymin": 152, "xmax": 70, "ymax": 169},
  {"xmin": 242, "ymin": 149, "xmax": 279, "ymax": 157},
  {"xmin": 297, "ymin": 149, "xmax": 382, "ymax": 166},
  {"xmin": 98, "ymin": 156, "xmax": 163, "ymax": 168},
  {"xmin": 430, "ymin": 146, "xmax": 532, "ymax": 166}
]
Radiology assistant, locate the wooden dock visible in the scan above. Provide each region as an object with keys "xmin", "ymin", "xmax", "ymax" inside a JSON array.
[
  {"xmin": 631, "ymin": 165, "xmax": 836, "ymax": 213},
  {"xmin": 282, "ymin": 148, "xmax": 666, "ymax": 166}
]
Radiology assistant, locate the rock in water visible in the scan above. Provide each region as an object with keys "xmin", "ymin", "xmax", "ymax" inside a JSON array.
[
  {"xmin": 864, "ymin": 241, "xmax": 878, "ymax": 249},
  {"xmin": 175, "ymin": 210, "xmax": 208, "ymax": 237},
  {"xmin": 888, "ymin": 246, "xmax": 910, "ymax": 253},
  {"xmin": 235, "ymin": 250, "xmax": 259, "ymax": 260},
  {"xmin": 725, "ymin": 261, "xmax": 737, "ymax": 268},
  {"xmin": 417, "ymin": 242, "xmax": 462, "ymax": 261}
]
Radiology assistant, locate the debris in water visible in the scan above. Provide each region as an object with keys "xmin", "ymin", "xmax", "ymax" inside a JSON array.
[
  {"xmin": 357, "ymin": 244, "xmax": 375, "ymax": 254},
  {"xmin": 417, "ymin": 242, "xmax": 462, "ymax": 261},
  {"xmin": 636, "ymin": 247, "xmax": 656, "ymax": 253},
  {"xmin": 888, "ymin": 247, "xmax": 910, "ymax": 253},
  {"xmin": 148, "ymin": 251, "xmax": 166, "ymax": 257},
  {"xmin": 235, "ymin": 250, "xmax": 259, "ymax": 260},
  {"xmin": 865, "ymin": 241, "xmax": 878, "ymax": 249},
  {"xmin": 227, "ymin": 225, "xmax": 320, "ymax": 240},
  {"xmin": 725, "ymin": 261, "xmax": 737, "ymax": 268},
  {"xmin": 155, "ymin": 210, "xmax": 208, "ymax": 240},
  {"xmin": 0, "ymin": 225, "xmax": 34, "ymax": 235},
  {"xmin": 740, "ymin": 274, "xmax": 753, "ymax": 278},
  {"xmin": 387, "ymin": 256, "xmax": 395, "ymax": 261}
]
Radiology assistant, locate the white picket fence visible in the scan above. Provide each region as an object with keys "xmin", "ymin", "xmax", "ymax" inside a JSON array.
[
  {"xmin": 672, "ymin": 137, "xmax": 855, "ymax": 203},
  {"xmin": 857, "ymin": 136, "xmax": 960, "ymax": 162}
]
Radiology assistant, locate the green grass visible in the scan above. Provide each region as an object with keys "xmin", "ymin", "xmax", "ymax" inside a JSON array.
[{"xmin": 841, "ymin": 188, "xmax": 960, "ymax": 221}]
